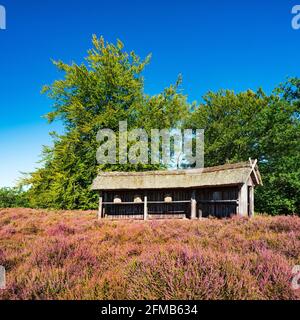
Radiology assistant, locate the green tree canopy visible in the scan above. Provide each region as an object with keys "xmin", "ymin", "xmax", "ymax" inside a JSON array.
[
  {"xmin": 23, "ymin": 36, "xmax": 299, "ymax": 214},
  {"xmin": 186, "ymin": 80, "xmax": 300, "ymax": 214},
  {"xmin": 0, "ymin": 187, "xmax": 29, "ymax": 208},
  {"xmin": 25, "ymin": 36, "xmax": 190, "ymax": 209}
]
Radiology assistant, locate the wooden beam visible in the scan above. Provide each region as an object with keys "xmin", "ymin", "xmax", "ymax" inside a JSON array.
[
  {"xmin": 144, "ymin": 196, "xmax": 148, "ymax": 220},
  {"xmin": 198, "ymin": 208, "xmax": 203, "ymax": 219},
  {"xmin": 102, "ymin": 200, "xmax": 190, "ymax": 204},
  {"xmin": 238, "ymin": 183, "xmax": 248, "ymax": 217},
  {"xmin": 249, "ymin": 186, "xmax": 254, "ymax": 217},
  {"xmin": 197, "ymin": 200, "xmax": 238, "ymax": 204},
  {"xmin": 247, "ymin": 158, "xmax": 260, "ymax": 186},
  {"xmin": 103, "ymin": 192, "xmax": 106, "ymax": 218},
  {"xmin": 191, "ymin": 190, "xmax": 197, "ymax": 219},
  {"xmin": 98, "ymin": 192, "xmax": 103, "ymax": 220}
]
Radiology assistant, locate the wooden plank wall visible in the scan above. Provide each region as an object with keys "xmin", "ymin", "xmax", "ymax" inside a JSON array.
[
  {"xmin": 104, "ymin": 189, "xmax": 189, "ymax": 219},
  {"xmin": 103, "ymin": 187, "xmax": 239, "ymax": 219},
  {"xmin": 197, "ymin": 187, "xmax": 238, "ymax": 218}
]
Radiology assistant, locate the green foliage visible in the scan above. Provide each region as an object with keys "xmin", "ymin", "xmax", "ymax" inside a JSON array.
[
  {"xmin": 0, "ymin": 188, "xmax": 29, "ymax": 208},
  {"xmin": 22, "ymin": 35, "xmax": 299, "ymax": 214},
  {"xmin": 25, "ymin": 36, "xmax": 189, "ymax": 209},
  {"xmin": 186, "ymin": 79, "xmax": 300, "ymax": 214}
]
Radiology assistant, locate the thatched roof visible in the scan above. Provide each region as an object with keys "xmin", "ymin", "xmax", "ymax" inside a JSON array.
[{"xmin": 91, "ymin": 160, "xmax": 262, "ymax": 191}]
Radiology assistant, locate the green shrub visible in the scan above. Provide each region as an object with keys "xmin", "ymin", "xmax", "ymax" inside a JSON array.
[{"xmin": 0, "ymin": 187, "xmax": 29, "ymax": 208}]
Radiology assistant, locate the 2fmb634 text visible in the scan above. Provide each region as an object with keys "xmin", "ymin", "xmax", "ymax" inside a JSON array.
[{"xmin": 145, "ymin": 304, "xmax": 198, "ymax": 316}]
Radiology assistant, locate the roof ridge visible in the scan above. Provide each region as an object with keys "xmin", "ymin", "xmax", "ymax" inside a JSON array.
[
  {"xmin": 97, "ymin": 161, "xmax": 251, "ymax": 176},
  {"xmin": 92, "ymin": 160, "xmax": 262, "ymax": 190}
]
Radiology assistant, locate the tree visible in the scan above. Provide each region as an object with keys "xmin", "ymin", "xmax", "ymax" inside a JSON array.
[
  {"xmin": 23, "ymin": 35, "xmax": 299, "ymax": 214},
  {"xmin": 0, "ymin": 187, "xmax": 29, "ymax": 208},
  {"xmin": 186, "ymin": 79, "xmax": 300, "ymax": 214},
  {"xmin": 25, "ymin": 36, "xmax": 190, "ymax": 209},
  {"xmin": 257, "ymin": 78, "xmax": 300, "ymax": 214}
]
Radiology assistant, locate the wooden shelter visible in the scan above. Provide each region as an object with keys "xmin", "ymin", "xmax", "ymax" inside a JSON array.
[{"xmin": 91, "ymin": 159, "xmax": 262, "ymax": 220}]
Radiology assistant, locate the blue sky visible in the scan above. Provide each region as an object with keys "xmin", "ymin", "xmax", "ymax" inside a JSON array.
[{"xmin": 0, "ymin": 0, "xmax": 299, "ymax": 187}]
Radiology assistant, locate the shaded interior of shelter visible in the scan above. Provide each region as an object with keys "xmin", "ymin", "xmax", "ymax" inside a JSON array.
[{"xmin": 101, "ymin": 186, "xmax": 242, "ymax": 219}]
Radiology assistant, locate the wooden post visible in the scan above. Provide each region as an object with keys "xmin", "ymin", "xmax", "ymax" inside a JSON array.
[
  {"xmin": 144, "ymin": 196, "xmax": 148, "ymax": 220},
  {"xmin": 191, "ymin": 190, "xmax": 197, "ymax": 219},
  {"xmin": 238, "ymin": 183, "xmax": 248, "ymax": 217},
  {"xmin": 198, "ymin": 208, "xmax": 203, "ymax": 219},
  {"xmin": 103, "ymin": 192, "xmax": 106, "ymax": 218},
  {"xmin": 98, "ymin": 192, "xmax": 103, "ymax": 220},
  {"xmin": 249, "ymin": 186, "xmax": 254, "ymax": 217}
]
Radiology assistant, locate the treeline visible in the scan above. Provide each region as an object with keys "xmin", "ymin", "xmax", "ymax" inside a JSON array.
[
  {"xmin": 15, "ymin": 36, "xmax": 299, "ymax": 215},
  {"xmin": 0, "ymin": 188, "xmax": 29, "ymax": 208}
]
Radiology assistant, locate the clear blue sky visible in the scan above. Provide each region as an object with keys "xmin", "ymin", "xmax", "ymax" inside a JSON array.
[{"xmin": 0, "ymin": 0, "xmax": 299, "ymax": 187}]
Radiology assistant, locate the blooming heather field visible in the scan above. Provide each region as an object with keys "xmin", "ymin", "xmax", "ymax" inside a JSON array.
[{"xmin": 0, "ymin": 208, "xmax": 299, "ymax": 300}]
